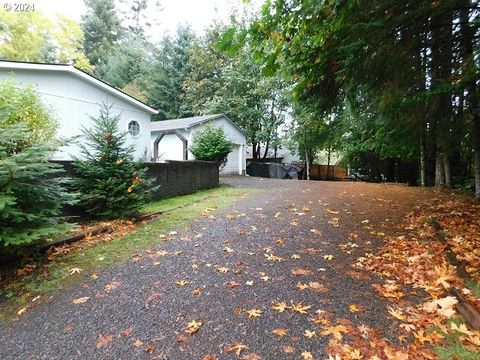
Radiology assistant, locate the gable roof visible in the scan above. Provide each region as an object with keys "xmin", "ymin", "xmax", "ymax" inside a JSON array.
[
  {"xmin": 151, "ymin": 114, "xmax": 247, "ymax": 137},
  {"xmin": 0, "ymin": 60, "xmax": 158, "ymax": 115}
]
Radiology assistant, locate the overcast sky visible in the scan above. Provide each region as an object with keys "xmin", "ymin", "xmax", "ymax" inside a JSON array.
[{"xmin": 33, "ymin": 0, "xmax": 263, "ymax": 37}]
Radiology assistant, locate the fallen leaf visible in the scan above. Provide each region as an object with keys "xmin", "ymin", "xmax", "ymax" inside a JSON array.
[
  {"xmin": 175, "ymin": 279, "xmax": 190, "ymax": 287},
  {"xmin": 291, "ymin": 302, "xmax": 311, "ymax": 314},
  {"xmin": 202, "ymin": 355, "xmax": 218, "ymax": 360},
  {"xmin": 104, "ymin": 281, "xmax": 120, "ymax": 292},
  {"xmin": 191, "ymin": 288, "xmax": 202, "ymax": 296},
  {"xmin": 96, "ymin": 333, "xmax": 113, "ymax": 349},
  {"xmin": 291, "ymin": 268, "xmax": 313, "ymax": 276},
  {"xmin": 226, "ymin": 281, "xmax": 241, "ymax": 289},
  {"xmin": 121, "ymin": 327, "xmax": 134, "ymax": 337},
  {"xmin": 69, "ymin": 267, "xmax": 83, "ymax": 275},
  {"xmin": 17, "ymin": 307, "xmax": 28, "ymax": 315},
  {"xmin": 217, "ymin": 267, "xmax": 230, "ymax": 273},
  {"xmin": 185, "ymin": 320, "xmax": 203, "ymax": 335},
  {"xmin": 144, "ymin": 344, "xmax": 155, "ymax": 353},
  {"xmin": 296, "ymin": 282, "xmax": 309, "ymax": 290},
  {"xmin": 176, "ymin": 335, "xmax": 188, "ymax": 343},
  {"xmin": 72, "ymin": 296, "xmax": 90, "ymax": 304},
  {"xmin": 272, "ymin": 301, "xmax": 290, "ymax": 312},
  {"xmin": 272, "ymin": 328, "xmax": 288, "ymax": 337},
  {"xmin": 133, "ymin": 339, "xmax": 143, "ymax": 348},
  {"xmin": 348, "ymin": 304, "xmax": 361, "ymax": 313},
  {"xmin": 321, "ymin": 325, "xmax": 349, "ymax": 340},
  {"xmin": 283, "ymin": 345, "xmax": 295, "ymax": 353},
  {"xmin": 247, "ymin": 308, "xmax": 262, "ymax": 319},
  {"xmin": 301, "ymin": 351, "xmax": 314, "ymax": 360},
  {"xmin": 304, "ymin": 330, "xmax": 316, "ymax": 338},
  {"xmin": 225, "ymin": 343, "xmax": 249, "ymax": 356}
]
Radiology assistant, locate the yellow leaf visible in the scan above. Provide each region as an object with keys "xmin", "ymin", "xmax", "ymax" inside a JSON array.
[
  {"xmin": 296, "ymin": 282, "xmax": 309, "ymax": 290},
  {"xmin": 321, "ymin": 325, "xmax": 348, "ymax": 340},
  {"xmin": 272, "ymin": 301, "xmax": 290, "ymax": 312},
  {"xmin": 17, "ymin": 307, "xmax": 28, "ymax": 315},
  {"xmin": 387, "ymin": 306, "xmax": 406, "ymax": 321},
  {"xmin": 247, "ymin": 308, "xmax": 262, "ymax": 319},
  {"xmin": 217, "ymin": 267, "xmax": 230, "ymax": 273},
  {"xmin": 185, "ymin": 320, "xmax": 203, "ymax": 335},
  {"xmin": 301, "ymin": 351, "xmax": 314, "ymax": 360},
  {"xmin": 291, "ymin": 302, "xmax": 311, "ymax": 314},
  {"xmin": 349, "ymin": 304, "xmax": 361, "ymax": 313},
  {"xmin": 72, "ymin": 296, "xmax": 90, "ymax": 304},
  {"xmin": 304, "ymin": 330, "xmax": 316, "ymax": 338},
  {"xmin": 272, "ymin": 328, "xmax": 288, "ymax": 337},
  {"xmin": 175, "ymin": 279, "xmax": 190, "ymax": 287},
  {"xmin": 69, "ymin": 267, "xmax": 83, "ymax": 275}
]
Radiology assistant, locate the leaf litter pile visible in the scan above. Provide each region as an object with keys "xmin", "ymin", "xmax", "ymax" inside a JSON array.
[{"xmin": 352, "ymin": 191, "xmax": 480, "ymax": 359}]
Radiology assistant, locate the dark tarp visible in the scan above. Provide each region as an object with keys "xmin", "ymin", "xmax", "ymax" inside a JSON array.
[{"xmin": 247, "ymin": 162, "xmax": 300, "ymax": 179}]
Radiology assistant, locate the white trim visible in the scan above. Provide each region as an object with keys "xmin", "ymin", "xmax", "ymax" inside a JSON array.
[{"xmin": 0, "ymin": 61, "xmax": 159, "ymax": 115}]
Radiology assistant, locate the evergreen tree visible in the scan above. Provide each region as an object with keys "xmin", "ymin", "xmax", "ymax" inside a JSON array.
[
  {"xmin": 0, "ymin": 123, "xmax": 74, "ymax": 248},
  {"xmin": 190, "ymin": 125, "xmax": 233, "ymax": 167},
  {"xmin": 146, "ymin": 26, "xmax": 196, "ymax": 120},
  {"xmin": 81, "ymin": 0, "xmax": 123, "ymax": 67},
  {"xmin": 73, "ymin": 104, "xmax": 156, "ymax": 219}
]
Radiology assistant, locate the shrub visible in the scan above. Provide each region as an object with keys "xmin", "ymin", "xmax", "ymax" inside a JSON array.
[
  {"xmin": 190, "ymin": 125, "xmax": 233, "ymax": 166},
  {"xmin": 73, "ymin": 104, "xmax": 156, "ymax": 219},
  {"xmin": 0, "ymin": 78, "xmax": 57, "ymax": 145},
  {"xmin": 0, "ymin": 123, "xmax": 74, "ymax": 248}
]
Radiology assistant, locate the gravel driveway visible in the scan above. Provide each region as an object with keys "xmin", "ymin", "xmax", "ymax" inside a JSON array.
[{"xmin": 0, "ymin": 177, "xmax": 425, "ymax": 359}]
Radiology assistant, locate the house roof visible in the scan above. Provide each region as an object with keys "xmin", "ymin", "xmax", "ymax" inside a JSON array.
[
  {"xmin": 151, "ymin": 114, "xmax": 247, "ymax": 137},
  {"xmin": 0, "ymin": 60, "xmax": 158, "ymax": 115}
]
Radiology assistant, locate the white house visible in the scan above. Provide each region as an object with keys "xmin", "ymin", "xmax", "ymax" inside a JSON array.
[
  {"xmin": 151, "ymin": 114, "xmax": 247, "ymax": 175},
  {"xmin": 0, "ymin": 60, "xmax": 158, "ymax": 160}
]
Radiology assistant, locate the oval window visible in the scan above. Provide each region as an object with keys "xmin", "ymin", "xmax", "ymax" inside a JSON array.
[{"xmin": 128, "ymin": 120, "xmax": 140, "ymax": 136}]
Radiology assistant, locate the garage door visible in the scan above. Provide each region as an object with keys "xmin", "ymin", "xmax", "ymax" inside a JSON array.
[{"xmin": 221, "ymin": 145, "xmax": 240, "ymax": 174}]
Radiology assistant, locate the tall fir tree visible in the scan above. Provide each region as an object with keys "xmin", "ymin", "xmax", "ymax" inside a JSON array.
[
  {"xmin": 73, "ymin": 104, "xmax": 156, "ymax": 219},
  {"xmin": 81, "ymin": 0, "xmax": 123, "ymax": 67}
]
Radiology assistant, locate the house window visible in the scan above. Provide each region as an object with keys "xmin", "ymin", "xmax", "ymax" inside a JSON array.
[{"xmin": 128, "ymin": 120, "xmax": 140, "ymax": 136}]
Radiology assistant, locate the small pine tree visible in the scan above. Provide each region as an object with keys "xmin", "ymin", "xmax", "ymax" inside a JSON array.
[
  {"xmin": 0, "ymin": 123, "xmax": 74, "ymax": 248},
  {"xmin": 73, "ymin": 104, "xmax": 155, "ymax": 219},
  {"xmin": 190, "ymin": 125, "xmax": 233, "ymax": 167}
]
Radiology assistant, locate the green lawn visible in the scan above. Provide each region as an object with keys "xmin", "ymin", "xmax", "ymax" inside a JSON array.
[{"xmin": 0, "ymin": 185, "xmax": 254, "ymax": 322}]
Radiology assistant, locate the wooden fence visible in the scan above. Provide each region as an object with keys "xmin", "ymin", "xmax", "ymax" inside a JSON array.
[{"xmin": 309, "ymin": 165, "xmax": 347, "ymax": 180}]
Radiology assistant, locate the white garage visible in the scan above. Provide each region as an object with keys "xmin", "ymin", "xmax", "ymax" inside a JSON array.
[{"xmin": 151, "ymin": 114, "xmax": 247, "ymax": 175}]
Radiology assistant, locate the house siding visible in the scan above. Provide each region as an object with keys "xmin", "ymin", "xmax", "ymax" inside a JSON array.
[
  {"xmin": 0, "ymin": 68, "xmax": 152, "ymax": 160},
  {"xmin": 152, "ymin": 116, "xmax": 247, "ymax": 175}
]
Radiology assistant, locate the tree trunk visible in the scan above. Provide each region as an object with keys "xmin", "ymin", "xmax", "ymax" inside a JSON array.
[
  {"xmin": 475, "ymin": 140, "xmax": 480, "ymax": 201},
  {"xmin": 444, "ymin": 154, "xmax": 452, "ymax": 188},
  {"xmin": 305, "ymin": 150, "xmax": 310, "ymax": 180},
  {"xmin": 262, "ymin": 138, "xmax": 270, "ymax": 162},
  {"xmin": 460, "ymin": 1, "xmax": 480, "ymax": 200},
  {"xmin": 326, "ymin": 145, "xmax": 332, "ymax": 179},
  {"xmin": 420, "ymin": 129, "xmax": 427, "ymax": 187},
  {"xmin": 430, "ymin": 7, "xmax": 453, "ymax": 188},
  {"xmin": 435, "ymin": 152, "xmax": 446, "ymax": 187}
]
